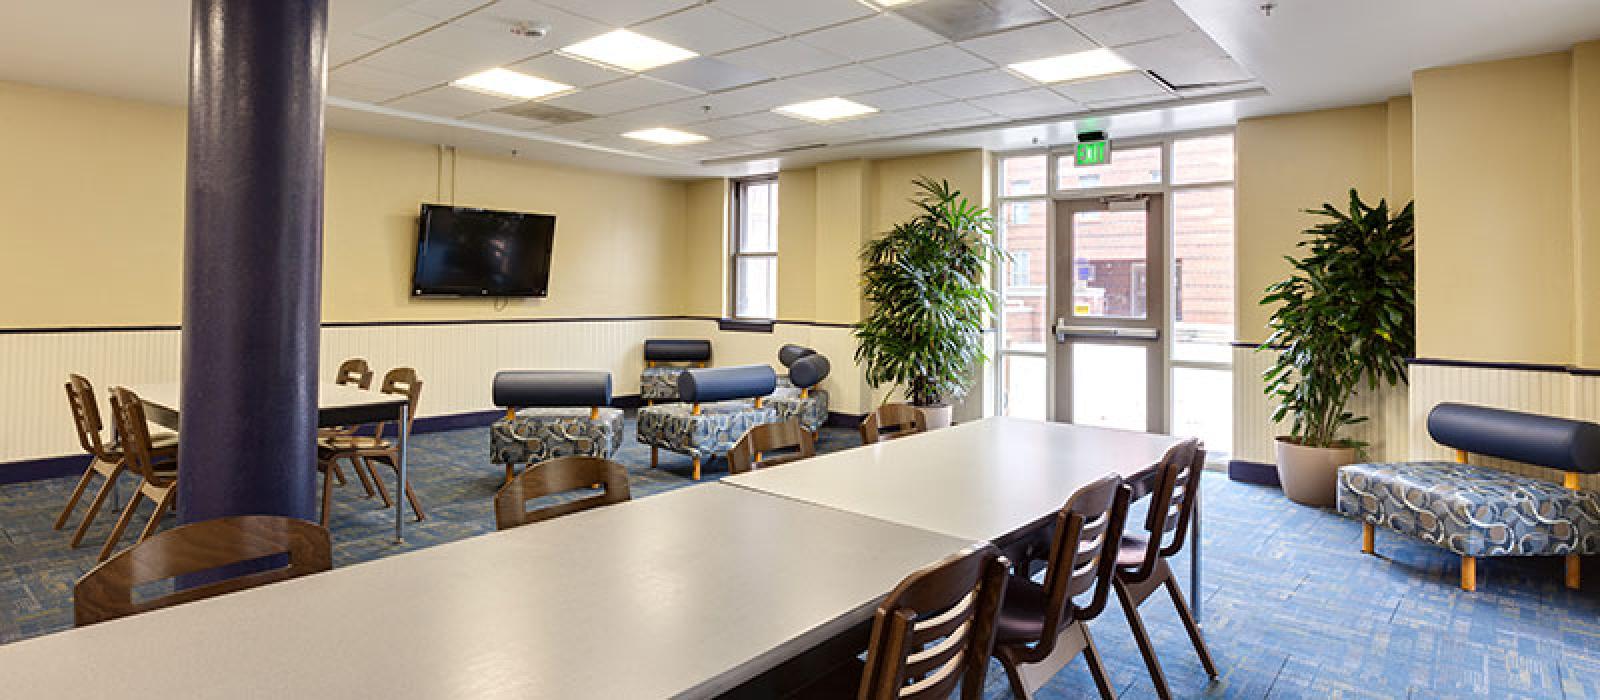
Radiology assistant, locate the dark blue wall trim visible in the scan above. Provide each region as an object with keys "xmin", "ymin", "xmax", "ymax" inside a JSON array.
[
  {"xmin": 0, "ymin": 316, "xmax": 859, "ymax": 335},
  {"xmin": 1227, "ymin": 459, "xmax": 1281, "ymax": 487},
  {"xmin": 1406, "ymin": 357, "xmax": 1574, "ymax": 374},
  {"xmin": 0, "ymin": 455, "xmax": 91, "ymax": 485}
]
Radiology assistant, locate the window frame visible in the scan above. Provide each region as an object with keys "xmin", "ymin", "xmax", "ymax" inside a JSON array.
[{"xmin": 729, "ymin": 174, "xmax": 779, "ymax": 321}]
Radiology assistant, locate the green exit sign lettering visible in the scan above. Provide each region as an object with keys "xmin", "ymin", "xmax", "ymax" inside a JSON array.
[{"xmin": 1075, "ymin": 140, "xmax": 1110, "ymax": 166}]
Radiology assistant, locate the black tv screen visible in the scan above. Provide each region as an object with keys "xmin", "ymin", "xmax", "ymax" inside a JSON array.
[{"xmin": 412, "ymin": 204, "xmax": 555, "ymax": 297}]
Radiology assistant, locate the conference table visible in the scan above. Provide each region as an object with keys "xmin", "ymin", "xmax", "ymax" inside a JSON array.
[
  {"xmin": 134, "ymin": 382, "xmax": 416, "ymax": 542},
  {"xmin": 0, "ymin": 417, "xmax": 1192, "ymax": 698}
]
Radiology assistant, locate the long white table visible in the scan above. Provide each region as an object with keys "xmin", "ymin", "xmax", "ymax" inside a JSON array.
[
  {"xmin": 0, "ymin": 485, "xmax": 970, "ymax": 699},
  {"xmin": 725, "ymin": 417, "xmax": 1201, "ymax": 616},
  {"xmin": 133, "ymin": 382, "xmax": 416, "ymax": 542}
]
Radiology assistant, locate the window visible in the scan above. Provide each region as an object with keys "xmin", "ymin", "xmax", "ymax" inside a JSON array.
[
  {"xmin": 731, "ymin": 177, "xmax": 778, "ymax": 319},
  {"xmin": 1010, "ymin": 251, "xmax": 1032, "ymax": 287},
  {"xmin": 1056, "ymin": 145, "xmax": 1162, "ymax": 190}
]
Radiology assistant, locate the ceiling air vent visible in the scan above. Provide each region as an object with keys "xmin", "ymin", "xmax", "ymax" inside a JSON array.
[
  {"xmin": 493, "ymin": 102, "xmax": 595, "ymax": 125},
  {"xmin": 1146, "ymin": 69, "xmax": 1255, "ymax": 92},
  {"xmin": 889, "ymin": 0, "xmax": 1053, "ymax": 41}
]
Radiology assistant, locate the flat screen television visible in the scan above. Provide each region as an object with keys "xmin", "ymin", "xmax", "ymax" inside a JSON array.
[{"xmin": 412, "ymin": 204, "xmax": 555, "ymax": 297}]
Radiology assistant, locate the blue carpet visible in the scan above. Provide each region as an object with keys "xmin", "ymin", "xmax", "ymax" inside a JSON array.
[{"xmin": 3, "ymin": 417, "xmax": 1597, "ymax": 698}]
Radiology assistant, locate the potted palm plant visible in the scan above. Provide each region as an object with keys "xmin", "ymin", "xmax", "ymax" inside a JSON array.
[
  {"xmin": 855, "ymin": 177, "xmax": 1003, "ymax": 429},
  {"xmin": 1261, "ymin": 189, "xmax": 1415, "ymax": 506}
]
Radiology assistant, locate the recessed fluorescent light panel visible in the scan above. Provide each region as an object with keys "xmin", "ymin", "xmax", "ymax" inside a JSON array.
[
  {"xmin": 561, "ymin": 30, "xmax": 698, "ymax": 72},
  {"xmin": 774, "ymin": 97, "xmax": 878, "ymax": 122},
  {"xmin": 624, "ymin": 127, "xmax": 708, "ymax": 145},
  {"xmin": 451, "ymin": 68, "xmax": 573, "ymax": 100},
  {"xmin": 1009, "ymin": 48, "xmax": 1136, "ymax": 84}
]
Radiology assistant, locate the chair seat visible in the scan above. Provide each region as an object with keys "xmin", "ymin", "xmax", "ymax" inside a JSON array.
[
  {"xmin": 995, "ymin": 578, "xmax": 1049, "ymax": 644},
  {"xmin": 318, "ymin": 435, "xmax": 392, "ymax": 453}
]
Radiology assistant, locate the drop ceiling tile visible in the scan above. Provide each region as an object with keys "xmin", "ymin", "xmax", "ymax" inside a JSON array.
[
  {"xmin": 719, "ymin": 40, "xmax": 850, "ymax": 79},
  {"xmin": 1051, "ymin": 71, "xmax": 1166, "ymax": 103},
  {"xmin": 360, "ymin": 44, "xmax": 485, "ymax": 84},
  {"xmin": 539, "ymin": 122, "xmax": 608, "ymax": 142},
  {"xmin": 777, "ymin": 65, "xmax": 900, "ymax": 99},
  {"xmin": 538, "ymin": 0, "xmax": 690, "ymax": 27},
  {"xmin": 332, "ymin": 62, "xmax": 439, "ymax": 94},
  {"xmin": 714, "ymin": 0, "xmax": 876, "ymax": 35},
  {"xmin": 1113, "ymin": 32, "xmax": 1252, "ymax": 86},
  {"xmin": 796, "ymin": 14, "xmax": 944, "ymax": 62},
  {"xmin": 453, "ymin": 1, "xmax": 611, "ymax": 51},
  {"xmin": 957, "ymin": 21, "xmax": 1095, "ymax": 65},
  {"xmin": 865, "ymin": 45, "xmax": 991, "ymax": 82},
  {"xmin": 920, "ymin": 68, "xmax": 1034, "ymax": 99},
  {"xmin": 385, "ymin": 85, "xmax": 518, "ymax": 117},
  {"xmin": 683, "ymin": 117, "xmax": 767, "ymax": 139},
  {"xmin": 893, "ymin": 101, "xmax": 993, "ymax": 125},
  {"xmin": 399, "ymin": 22, "xmax": 543, "ymax": 69},
  {"xmin": 510, "ymin": 52, "xmax": 629, "ymax": 88},
  {"xmin": 635, "ymin": 6, "xmax": 780, "ymax": 55},
  {"xmin": 887, "ymin": 0, "xmax": 1055, "ymax": 42},
  {"xmin": 330, "ymin": 35, "xmax": 385, "ymax": 66},
  {"xmin": 544, "ymin": 76, "xmax": 700, "ymax": 115},
  {"xmin": 355, "ymin": 9, "xmax": 440, "ymax": 42},
  {"xmin": 711, "ymin": 109, "xmax": 798, "ymax": 133},
  {"xmin": 849, "ymin": 84, "xmax": 948, "ymax": 111},
  {"xmin": 646, "ymin": 57, "xmax": 770, "ymax": 93},
  {"xmin": 406, "ymin": 0, "xmax": 486, "ymax": 20},
  {"xmin": 968, "ymin": 87, "xmax": 1080, "ymax": 118},
  {"xmin": 1038, "ymin": 0, "xmax": 1139, "ymax": 17},
  {"xmin": 1082, "ymin": 94, "xmax": 1173, "ymax": 110},
  {"xmin": 1066, "ymin": 0, "xmax": 1200, "ymax": 47},
  {"xmin": 469, "ymin": 111, "xmax": 549, "ymax": 131},
  {"xmin": 328, "ymin": 81, "xmax": 402, "ymax": 104},
  {"xmin": 608, "ymin": 100, "xmax": 718, "ymax": 129},
  {"xmin": 693, "ymin": 82, "xmax": 796, "ymax": 117}
]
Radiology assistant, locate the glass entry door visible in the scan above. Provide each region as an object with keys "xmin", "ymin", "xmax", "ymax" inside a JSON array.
[{"xmin": 1052, "ymin": 195, "xmax": 1166, "ymax": 433}]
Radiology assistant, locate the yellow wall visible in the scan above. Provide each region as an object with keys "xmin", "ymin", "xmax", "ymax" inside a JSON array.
[
  {"xmin": 682, "ymin": 178, "xmax": 727, "ymax": 318},
  {"xmin": 0, "ymin": 79, "xmax": 690, "ymax": 328},
  {"xmin": 1573, "ymin": 41, "xmax": 1600, "ymax": 366},
  {"xmin": 1234, "ymin": 103, "xmax": 1395, "ymax": 343},
  {"xmin": 776, "ymin": 168, "xmax": 817, "ymax": 321},
  {"xmin": 1414, "ymin": 52, "xmax": 1576, "ymax": 365}
]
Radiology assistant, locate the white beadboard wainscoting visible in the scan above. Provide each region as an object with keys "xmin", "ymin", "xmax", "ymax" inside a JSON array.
[
  {"xmin": 1230, "ymin": 345, "xmax": 1410, "ymax": 466},
  {"xmin": 0, "ymin": 318, "xmax": 864, "ymax": 465}
]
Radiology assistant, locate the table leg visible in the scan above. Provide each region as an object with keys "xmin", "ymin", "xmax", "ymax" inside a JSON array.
[
  {"xmin": 393, "ymin": 403, "xmax": 409, "ymax": 544},
  {"xmin": 1190, "ymin": 480, "xmax": 1201, "ymax": 624}
]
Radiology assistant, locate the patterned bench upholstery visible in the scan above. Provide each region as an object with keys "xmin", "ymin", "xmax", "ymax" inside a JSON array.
[
  {"xmin": 1337, "ymin": 402, "xmax": 1600, "ymax": 591},
  {"xmin": 1338, "ymin": 461, "xmax": 1600, "ymax": 557},
  {"xmin": 637, "ymin": 364, "xmax": 783, "ymax": 480},
  {"xmin": 639, "ymin": 339, "xmax": 711, "ymax": 403},
  {"xmin": 489, "ymin": 370, "xmax": 618, "ymax": 483},
  {"xmin": 769, "ymin": 386, "xmax": 829, "ymax": 433}
]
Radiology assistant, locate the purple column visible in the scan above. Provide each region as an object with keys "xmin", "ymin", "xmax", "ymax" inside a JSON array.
[{"xmin": 178, "ymin": 0, "xmax": 327, "ymax": 523}]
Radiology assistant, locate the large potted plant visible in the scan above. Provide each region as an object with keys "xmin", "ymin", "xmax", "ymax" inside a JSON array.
[
  {"xmin": 855, "ymin": 177, "xmax": 1002, "ymax": 429},
  {"xmin": 1261, "ymin": 189, "xmax": 1415, "ymax": 506}
]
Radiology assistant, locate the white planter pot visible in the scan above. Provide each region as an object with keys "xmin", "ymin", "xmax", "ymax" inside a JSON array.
[
  {"xmin": 916, "ymin": 404, "xmax": 953, "ymax": 430},
  {"xmin": 1274, "ymin": 437, "xmax": 1357, "ymax": 507}
]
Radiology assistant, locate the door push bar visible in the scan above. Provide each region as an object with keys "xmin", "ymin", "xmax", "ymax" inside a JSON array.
[{"xmin": 1052, "ymin": 319, "xmax": 1160, "ymax": 343}]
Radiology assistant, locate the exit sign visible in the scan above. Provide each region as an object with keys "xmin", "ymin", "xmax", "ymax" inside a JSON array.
[{"xmin": 1075, "ymin": 139, "xmax": 1110, "ymax": 166}]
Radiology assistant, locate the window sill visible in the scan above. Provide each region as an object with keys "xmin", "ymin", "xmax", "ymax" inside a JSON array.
[{"xmin": 719, "ymin": 318, "xmax": 775, "ymax": 333}]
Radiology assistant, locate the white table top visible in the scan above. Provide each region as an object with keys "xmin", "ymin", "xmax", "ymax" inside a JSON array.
[
  {"xmin": 724, "ymin": 417, "xmax": 1183, "ymax": 542},
  {"xmin": 133, "ymin": 382, "xmax": 407, "ymax": 412},
  {"xmin": 0, "ymin": 485, "xmax": 970, "ymax": 699}
]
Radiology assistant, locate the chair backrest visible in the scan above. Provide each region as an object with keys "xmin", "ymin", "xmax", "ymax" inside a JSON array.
[
  {"xmin": 861, "ymin": 404, "xmax": 927, "ymax": 445},
  {"xmin": 74, "ymin": 515, "xmax": 331, "ymax": 626},
  {"xmin": 65, "ymin": 374, "xmax": 108, "ymax": 458},
  {"xmin": 1124, "ymin": 439, "xmax": 1204, "ymax": 583},
  {"xmin": 372, "ymin": 367, "xmax": 422, "ymax": 441},
  {"xmin": 494, "ymin": 456, "xmax": 632, "ymax": 530},
  {"xmin": 859, "ymin": 544, "xmax": 1009, "ymax": 700},
  {"xmin": 334, "ymin": 357, "xmax": 374, "ymax": 389},
  {"xmin": 1031, "ymin": 476, "xmax": 1129, "ymax": 653},
  {"xmin": 728, "ymin": 419, "xmax": 817, "ymax": 474},
  {"xmin": 107, "ymin": 386, "xmax": 171, "ymax": 486}
]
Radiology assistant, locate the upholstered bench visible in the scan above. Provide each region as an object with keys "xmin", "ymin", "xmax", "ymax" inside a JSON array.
[
  {"xmin": 637, "ymin": 364, "xmax": 782, "ymax": 480},
  {"xmin": 489, "ymin": 370, "xmax": 622, "ymax": 484},
  {"xmin": 769, "ymin": 346, "xmax": 832, "ymax": 433},
  {"xmin": 1337, "ymin": 403, "xmax": 1600, "ymax": 591},
  {"xmin": 639, "ymin": 338, "xmax": 711, "ymax": 404}
]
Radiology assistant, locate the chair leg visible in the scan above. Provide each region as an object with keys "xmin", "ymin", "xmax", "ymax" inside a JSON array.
[
  {"xmin": 69, "ymin": 469, "xmax": 120, "ymax": 548},
  {"xmin": 53, "ymin": 461, "xmax": 101, "ymax": 530},
  {"xmin": 1362, "ymin": 522, "xmax": 1375, "ymax": 554},
  {"xmin": 403, "ymin": 479, "xmax": 425, "ymax": 522},
  {"xmin": 1566, "ymin": 554, "xmax": 1580, "ymax": 590},
  {"xmin": 350, "ymin": 457, "xmax": 376, "ymax": 497},
  {"xmin": 99, "ymin": 489, "xmax": 145, "ymax": 562},
  {"xmin": 1081, "ymin": 627, "xmax": 1118, "ymax": 700},
  {"xmin": 330, "ymin": 462, "xmax": 348, "ymax": 486},
  {"xmin": 1116, "ymin": 580, "xmax": 1173, "ymax": 699},
  {"xmin": 135, "ymin": 489, "xmax": 174, "ymax": 545},
  {"xmin": 1163, "ymin": 573, "xmax": 1219, "ymax": 677},
  {"xmin": 997, "ymin": 649, "xmax": 1035, "ymax": 700},
  {"xmin": 364, "ymin": 457, "xmax": 393, "ymax": 508},
  {"xmin": 321, "ymin": 465, "xmax": 336, "ymax": 527},
  {"xmin": 1461, "ymin": 555, "xmax": 1476, "ymax": 592}
]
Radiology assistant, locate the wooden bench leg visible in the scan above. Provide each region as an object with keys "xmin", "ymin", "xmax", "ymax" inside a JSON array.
[
  {"xmin": 1362, "ymin": 522, "xmax": 1375, "ymax": 554},
  {"xmin": 1567, "ymin": 554, "xmax": 1581, "ymax": 590},
  {"xmin": 692, "ymin": 456, "xmax": 701, "ymax": 481},
  {"xmin": 651, "ymin": 447, "xmax": 658, "ymax": 468},
  {"xmin": 1461, "ymin": 556, "xmax": 1476, "ymax": 592}
]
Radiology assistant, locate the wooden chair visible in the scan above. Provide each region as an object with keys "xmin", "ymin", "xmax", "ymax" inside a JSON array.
[
  {"xmin": 99, "ymin": 387, "xmax": 182, "ymax": 562},
  {"xmin": 317, "ymin": 367, "xmax": 425, "ymax": 527},
  {"xmin": 728, "ymin": 419, "xmax": 816, "ymax": 474},
  {"xmin": 1113, "ymin": 439, "xmax": 1216, "ymax": 700},
  {"xmin": 860, "ymin": 404, "xmax": 927, "ymax": 445},
  {"xmin": 493, "ymin": 456, "xmax": 631, "ymax": 530},
  {"xmin": 74, "ymin": 515, "xmax": 330, "ymax": 626},
  {"xmin": 991, "ymin": 475, "xmax": 1131, "ymax": 699},
  {"xmin": 320, "ymin": 357, "xmax": 377, "ymax": 497},
  {"xmin": 55, "ymin": 375, "xmax": 177, "ymax": 549}
]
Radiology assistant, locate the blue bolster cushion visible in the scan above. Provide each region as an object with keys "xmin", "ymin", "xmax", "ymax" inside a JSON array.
[
  {"xmin": 678, "ymin": 365, "xmax": 777, "ymax": 404},
  {"xmin": 644, "ymin": 339, "xmax": 712, "ymax": 363},
  {"xmin": 778, "ymin": 344, "xmax": 817, "ymax": 368},
  {"xmin": 788, "ymin": 353, "xmax": 831, "ymax": 389},
  {"xmin": 1427, "ymin": 402, "xmax": 1600, "ymax": 473},
  {"xmin": 493, "ymin": 370, "xmax": 612, "ymax": 408}
]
